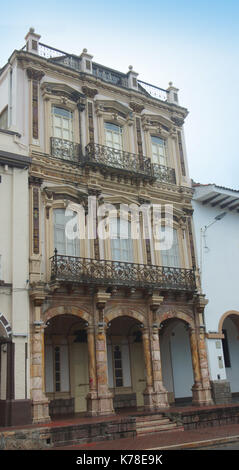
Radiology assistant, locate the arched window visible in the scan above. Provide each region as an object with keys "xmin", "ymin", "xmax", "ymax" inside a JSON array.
[
  {"xmin": 52, "ymin": 106, "xmax": 73, "ymax": 142},
  {"xmin": 53, "ymin": 208, "xmax": 79, "ymax": 256},
  {"xmin": 110, "ymin": 217, "xmax": 133, "ymax": 262},
  {"xmin": 161, "ymin": 228, "xmax": 180, "ymax": 267},
  {"xmin": 104, "ymin": 122, "xmax": 123, "ymax": 151},
  {"xmin": 151, "ymin": 136, "xmax": 167, "ymax": 166}
]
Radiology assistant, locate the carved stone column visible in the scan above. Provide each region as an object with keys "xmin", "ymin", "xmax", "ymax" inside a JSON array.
[
  {"xmin": 31, "ymin": 322, "xmax": 50, "ymax": 423},
  {"xmin": 198, "ymin": 326, "xmax": 214, "ymax": 405},
  {"xmin": 94, "ymin": 292, "xmax": 114, "ymax": 416},
  {"xmin": 86, "ymin": 325, "xmax": 98, "ymax": 416},
  {"xmin": 189, "ymin": 326, "xmax": 205, "ymax": 406},
  {"xmin": 30, "ymin": 291, "xmax": 50, "ymax": 423},
  {"xmin": 150, "ymin": 325, "xmax": 169, "ymax": 408},
  {"xmin": 142, "ymin": 327, "xmax": 154, "ymax": 410},
  {"xmin": 147, "ymin": 295, "xmax": 169, "ymax": 408},
  {"xmin": 196, "ymin": 295, "xmax": 213, "ymax": 405}
]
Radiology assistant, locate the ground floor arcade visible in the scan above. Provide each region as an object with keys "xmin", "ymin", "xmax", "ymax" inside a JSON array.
[{"xmin": 29, "ymin": 290, "xmax": 214, "ymax": 423}]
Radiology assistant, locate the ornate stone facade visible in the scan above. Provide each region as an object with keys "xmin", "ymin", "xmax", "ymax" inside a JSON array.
[{"xmin": 0, "ymin": 29, "xmax": 214, "ymax": 424}]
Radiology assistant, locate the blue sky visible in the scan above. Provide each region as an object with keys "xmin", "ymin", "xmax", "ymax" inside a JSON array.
[{"xmin": 1, "ymin": 0, "xmax": 239, "ymax": 189}]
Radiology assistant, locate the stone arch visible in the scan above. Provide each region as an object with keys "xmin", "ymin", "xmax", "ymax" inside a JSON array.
[
  {"xmin": 104, "ymin": 306, "xmax": 146, "ymax": 326},
  {"xmin": 158, "ymin": 309, "xmax": 194, "ymax": 329},
  {"xmin": 218, "ymin": 310, "xmax": 239, "ymax": 335},
  {"xmin": 0, "ymin": 313, "xmax": 12, "ymax": 338},
  {"xmin": 43, "ymin": 304, "xmax": 92, "ymax": 326}
]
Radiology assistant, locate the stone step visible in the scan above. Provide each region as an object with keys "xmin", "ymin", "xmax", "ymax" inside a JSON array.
[
  {"xmin": 136, "ymin": 414, "xmax": 165, "ymax": 422},
  {"xmin": 137, "ymin": 422, "xmax": 178, "ymax": 435},
  {"xmin": 136, "ymin": 418, "xmax": 171, "ymax": 428}
]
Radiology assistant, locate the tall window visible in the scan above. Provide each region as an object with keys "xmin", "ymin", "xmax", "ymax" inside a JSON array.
[
  {"xmin": 113, "ymin": 345, "xmax": 123, "ymax": 387},
  {"xmin": 161, "ymin": 228, "xmax": 180, "ymax": 267},
  {"xmin": 45, "ymin": 343, "xmax": 70, "ymax": 393},
  {"xmin": 52, "ymin": 106, "xmax": 73, "ymax": 141},
  {"xmin": 54, "ymin": 208, "xmax": 78, "ymax": 256},
  {"xmin": 104, "ymin": 122, "xmax": 123, "ymax": 150},
  {"xmin": 151, "ymin": 136, "xmax": 167, "ymax": 166},
  {"xmin": 110, "ymin": 217, "xmax": 133, "ymax": 262},
  {"xmin": 222, "ymin": 329, "xmax": 231, "ymax": 368}
]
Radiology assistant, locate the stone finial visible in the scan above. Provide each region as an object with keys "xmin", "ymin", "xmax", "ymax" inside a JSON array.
[
  {"xmin": 80, "ymin": 48, "xmax": 93, "ymax": 74},
  {"xmin": 167, "ymin": 81, "xmax": 179, "ymax": 104},
  {"xmin": 127, "ymin": 65, "xmax": 138, "ymax": 91},
  {"xmin": 25, "ymin": 28, "xmax": 41, "ymax": 55}
]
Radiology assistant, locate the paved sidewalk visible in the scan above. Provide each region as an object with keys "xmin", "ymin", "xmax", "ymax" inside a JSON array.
[{"xmin": 54, "ymin": 423, "xmax": 239, "ymax": 450}]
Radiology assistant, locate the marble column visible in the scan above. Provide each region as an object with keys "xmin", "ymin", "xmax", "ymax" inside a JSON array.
[
  {"xmin": 198, "ymin": 326, "xmax": 214, "ymax": 405},
  {"xmin": 95, "ymin": 322, "xmax": 114, "ymax": 416},
  {"xmin": 189, "ymin": 326, "xmax": 204, "ymax": 406},
  {"xmin": 150, "ymin": 326, "xmax": 169, "ymax": 408},
  {"xmin": 94, "ymin": 296, "xmax": 114, "ymax": 416},
  {"xmin": 142, "ymin": 327, "xmax": 155, "ymax": 410},
  {"xmin": 31, "ymin": 316, "xmax": 50, "ymax": 423},
  {"xmin": 86, "ymin": 326, "xmax": 98, "ymax": 416}
]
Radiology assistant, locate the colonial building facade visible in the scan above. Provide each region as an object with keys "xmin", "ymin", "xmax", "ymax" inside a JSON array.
[
  {"xmin": 0, "ymin": 29, "xmax": 213, "ymax": 425},
  {"xmin": 193, "ymin": 183, "xmax": 239, "ymax": 404}
]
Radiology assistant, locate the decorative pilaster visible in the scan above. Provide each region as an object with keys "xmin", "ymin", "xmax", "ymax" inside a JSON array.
[{"xmin": 26, "ymin": 68, "xmax": 45, "ymax": 144}]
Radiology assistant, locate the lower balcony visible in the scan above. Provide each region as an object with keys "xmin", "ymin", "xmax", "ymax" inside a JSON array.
[
  {"xmin": 50, "ymin": 137, "xmax": 80, "ymax": 163},
  {"xmin": 50, "ymin": 251, "xmax": 196, "ymax": 293}
]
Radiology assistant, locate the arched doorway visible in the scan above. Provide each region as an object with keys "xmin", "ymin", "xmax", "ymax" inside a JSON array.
[
  {"xmin": 44, "ymin": 314, "xmax": 89, "ymax": 417},
  {"xmin": 220, "ymin": 312, "xmax": 239, "ymax": 395},
  {"xmin": 160, "ymin": 318, "xmax": 194, "ymax": 404},
  {"xmin": 106, "ymin": 316, "xmax": 146, "ymax": 410}
]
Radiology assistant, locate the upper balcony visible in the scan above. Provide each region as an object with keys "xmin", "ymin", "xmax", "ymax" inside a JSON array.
[
  {"xmin": 81, "ymin": 142, "xmax": 153, "ymax": 181},
  {"xmin": 50, "ymin": 250, "xmax": 196, "ymax": 294},
  {"xmin": 50, "ymin": 137, "xmax": 80, "ymax": 163}
]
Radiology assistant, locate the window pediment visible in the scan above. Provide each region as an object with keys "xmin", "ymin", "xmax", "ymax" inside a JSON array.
[
  {"xmin": 142, "ymin": 113, "xmax": 173, "ymax": 134},
  {"xmin": 95, "ymin": 100, "xmax": 132, "ymax": 120},
  {"xmin": 41, "ymin": 82, "xmax": 85, "ymax": 104}
]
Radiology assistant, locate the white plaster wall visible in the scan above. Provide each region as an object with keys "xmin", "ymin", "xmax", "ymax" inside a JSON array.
[
  {"xmin": 192, "ymin": 195, "xmax": 239, "ymax": 390},
  {"xmin": 192, "ymin": 200, "xmax": 239, "ymax": 332},
  {"xmin": 206, "ymin": 338, "xmax": 227, "ymax": 381},
  {"xmin": 0, "ymin": 134, "xmax": 30, "ymax": 399}
]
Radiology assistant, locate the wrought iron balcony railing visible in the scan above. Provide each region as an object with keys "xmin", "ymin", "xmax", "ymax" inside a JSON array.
[
  {"xmin": 50, "ymin": 250, "xmax": 196, "ymax": 293},
  {"xmin": 50, "ymin": 137, "xmax": 80, "ymax": 163},
  {"xmin": 81, "ymin": 143, "xmax": 153, "ymax": 179},
  {"xmin": 152, "ymin": 163, "xmax": 176, "ymax": 184},
  {"xmin": 36, "ymin": 43, "xmax": 169, "ymax": 102}
]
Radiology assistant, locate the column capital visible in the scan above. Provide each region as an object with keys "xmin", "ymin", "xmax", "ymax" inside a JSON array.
[
  {"xmin": 195, "ymin": 294, "xmax": 208, "ymax": 313},
  {"xmin": 149, "ymin": 294, "xmax": 164, "ymax": 309}
]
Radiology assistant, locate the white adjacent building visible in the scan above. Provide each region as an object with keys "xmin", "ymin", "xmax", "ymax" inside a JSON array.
[
  {"xmin": 193, "ymin": 183, "xmax": 239, "ymax": 403},
  {"xmin": 0, "ymin": 129, "xmax": 31, "ymax": 425}
]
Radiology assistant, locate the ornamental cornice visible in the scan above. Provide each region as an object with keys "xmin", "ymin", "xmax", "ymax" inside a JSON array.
[
  {"xmin": 81, "ymin": 85, "xmax": 98, "ymax": 98},
  {"xmin": 26, "ymin": 67, "xmax": 45, "ymax": 81},
  {"xmin": 17, "ymin": 51, "xmax": 189, "ymax": 118},
  {"xmin": 129, "ymin": 101, "xmax": 145, "ymax": 114}
]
